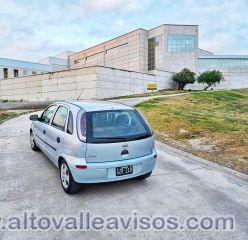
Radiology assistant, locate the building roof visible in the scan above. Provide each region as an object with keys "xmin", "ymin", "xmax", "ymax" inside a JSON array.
[
  {"xmin": 148, "ymin": 23, "xmax": 198, "ymax": 31},
  {"xmin": 199, "ymin": 55, "xmax": 248, "ymax": 59},
  {"xmin": 198, "ymin": 48, "xmax": 214, "ymax": 56},
  {"xmin": 0, "ymin": 58, "xmax": 51, "ymax": 71},
  {"xmin": 53, "ymin": 51, "xmax": 75, "ymax": 59}
]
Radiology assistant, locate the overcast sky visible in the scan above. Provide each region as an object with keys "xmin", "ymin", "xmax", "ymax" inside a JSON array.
[{"xmin": 0, "ymin": 0, "xmax": 247, "ymax": 62}]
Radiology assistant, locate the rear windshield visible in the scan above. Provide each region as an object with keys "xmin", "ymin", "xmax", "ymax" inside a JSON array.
[{"xmin": 86, "ymin": 110, "xmax": 152, "ymax": 143}]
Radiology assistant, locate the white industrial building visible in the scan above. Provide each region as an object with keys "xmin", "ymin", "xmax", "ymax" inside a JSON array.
[
  {"xmin": 69, "ymin": 24, "xmax": 198, "ymax": 73},
  {"xmin": 0, "ymin": 51, "xmax": 74, "ymax": 80},
  {"xmin": 38, "ymin": 51, "xmax": 75, "ymax": 71},
  {"xmin": 0, "ymin": 24, "xmax": 247, "ymax": 101},
  {"xmin": 0, "ymin": 58, "xmax": 51, "ymax": 79}
]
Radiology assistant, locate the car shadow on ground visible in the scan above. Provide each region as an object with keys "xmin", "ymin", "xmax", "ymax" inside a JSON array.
[{"xmin": 77, "ymin": 178, "xmax": 151, "ymax": 195}]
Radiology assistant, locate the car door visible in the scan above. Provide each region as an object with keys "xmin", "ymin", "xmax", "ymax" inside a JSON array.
[
  {"xmin": 33, "ymin": 105, "xmax": 57, "ymax": 152},
  {"xmin": 45, "ymin": 105, "xmax": 69, "ymax": 165}
]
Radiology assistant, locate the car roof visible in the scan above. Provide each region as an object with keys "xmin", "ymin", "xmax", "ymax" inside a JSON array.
[{"xmin": 65, "ymin": 100, "xmax": 134, "ymax": 112}]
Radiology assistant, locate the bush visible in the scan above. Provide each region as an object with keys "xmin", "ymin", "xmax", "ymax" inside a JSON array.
[
  {"xmin": 197, "ymin": 70, "xmax": 224, "ymax": 90},
  {"xmin": 172, "ymin": 68, "xmax": 196, "ymax": 90}
]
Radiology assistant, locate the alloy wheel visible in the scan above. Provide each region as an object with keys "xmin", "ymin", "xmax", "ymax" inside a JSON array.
[{"xmin": 60, "ymin": 163, "xmax": 70, "ymax": 189}]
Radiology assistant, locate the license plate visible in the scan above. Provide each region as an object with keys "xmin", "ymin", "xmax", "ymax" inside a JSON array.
[{"xmin": 116, "ymin": 165, "xmax": 133, "ymax": 176}]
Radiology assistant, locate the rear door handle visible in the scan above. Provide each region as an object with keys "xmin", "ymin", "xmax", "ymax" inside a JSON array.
[
  {"xmin": 43, "ymin": 129, "xmax": 46, "ymax": 134},
  {"xmin": 57, "ymin": 137, "xmax": 60, "ymax": 143}
]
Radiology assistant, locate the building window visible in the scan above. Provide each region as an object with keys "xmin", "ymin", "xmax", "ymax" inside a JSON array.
[
  {"xmin": 14, "ymin": 69, "xmax": 19, "ymax": 78},
  {"xmin": 32, "ymin": 71, "xmax": 37, "ymax": 75},
  {"xmin": 198, "ymin": 58, "xmax": 248, "ymax": 69},
  {"xmin": 3, "ymin": 68, "xmax": 8, "ymax": 79},
  {"xmin": 148, "ymin": 38, "xmax": 156, "ymax": 71},
  {"xmin": 23, "ymin": 70, "xmax": 28, "ymax": 76},
  {"xmin": 168, "ymin": 34, "xmax": 195, "ymax": 52}
]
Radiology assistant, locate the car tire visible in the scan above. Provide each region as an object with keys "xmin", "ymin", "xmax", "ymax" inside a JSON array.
[
  {"xmin": 30, "ymin": 130, "xmax": 40, "ymax": 151},
  {"xmin": 135, "ymin": 171, "xmax": 152, "ymax": 180},
  {"xmin": 60, "ymin": 160, "xmax": 81, "ymax": 194}
]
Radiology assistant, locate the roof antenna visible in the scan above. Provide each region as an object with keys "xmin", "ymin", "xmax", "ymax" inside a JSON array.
[{"xmin": 76, "ymin": 89, "xmax": 85, "ymax": 101}]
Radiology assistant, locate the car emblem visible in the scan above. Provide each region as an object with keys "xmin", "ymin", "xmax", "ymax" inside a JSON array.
[{"xmin": 122, "ymin": 143, "xmax": 128, "ymax": 149}]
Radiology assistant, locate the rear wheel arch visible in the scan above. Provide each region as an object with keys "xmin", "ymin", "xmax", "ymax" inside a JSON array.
[
  {"xmin": 59, "ymin": 158, "xmax": 81, "ymax": 194},
  {"xmin": 30, "ymin": 128, "xmax": 40, "ymax": 151},
  {"xmin": 58, "ymin": 156, "xmax": 65, "ymax": 169},
  {"xmin": 30, "ymin": 125, "xmax": 36, "ymax": 135}
]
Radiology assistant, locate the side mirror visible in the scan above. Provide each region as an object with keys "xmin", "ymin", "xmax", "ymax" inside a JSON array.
[{"xmin": 29, "ymin": 114, "xmax": 39, "ymax": 121}]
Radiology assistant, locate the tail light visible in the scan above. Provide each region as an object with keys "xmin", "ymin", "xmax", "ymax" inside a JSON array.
[{"xmin": 76, "ymin": 165, "xmax": 87, "ymax": 169}]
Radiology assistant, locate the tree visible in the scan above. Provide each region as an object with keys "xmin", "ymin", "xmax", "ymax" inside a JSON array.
[
  {"xmin": 197, "ymin": 70, "xmax": 224, "ymax": 90},
  {"xmin": 172, "ymin": 68, "xmax": 196, "ymax": 90}
]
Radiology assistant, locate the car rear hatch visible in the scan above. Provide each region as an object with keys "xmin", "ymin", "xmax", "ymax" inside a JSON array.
[
  {"xmin": 82, "ymin": 109, "xmax": 154, "ymax": 163},
  {"xmin": 86, "ymin": 137, "xmax": 154, "ymax": 163}
]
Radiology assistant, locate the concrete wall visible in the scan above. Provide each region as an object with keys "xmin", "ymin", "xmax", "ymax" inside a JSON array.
[
  {"xmin": 187, "ymin": 67, "xmax": 248, "ymax": 90},
  {"xmin": 0, "ymin": 67, "xmax": 98, "ymax": 101},
  {"xmin": 95, "ymin": 67, "xmax": 173, "ymax": 99},
  {"xmin": 0, "ymin": 74, "xmax": 42, "ymax": 101},
  {"xmin": 41, "ymin": 67, "xmax": 98, "ymax": 101},
  {"xmin": 0, "ymin": 66, "xmax": 173, "ymax": 101},
  {"xmin": 224, "ymin": 69, "xmax": 248, "ymax": 89}
]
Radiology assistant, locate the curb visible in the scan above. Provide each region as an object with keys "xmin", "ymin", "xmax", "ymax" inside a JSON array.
[{"xmin": 156, "ymin": 141, "xmax": 248, "ymax": 182}]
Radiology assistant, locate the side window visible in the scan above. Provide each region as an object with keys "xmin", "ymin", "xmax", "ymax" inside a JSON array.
[
  {"xmin": 52, "ymin": 106, "xmax": 68, "ymax": 131},
  {"xmin": 67, "ymin": 111, "xmax": 73, "ymax": 135},
  {"xmin": 40, "ymin": 105, "xmax": 57, "ymax": 124}
]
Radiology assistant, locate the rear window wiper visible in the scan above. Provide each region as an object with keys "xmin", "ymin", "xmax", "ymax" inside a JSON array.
[
  {"xmin": 95, "ymin": 137, "xmax": 127, "ymax": 141},
  {"xmin": 132, "ymin": 134, "xmax": 151, "ymax": 140}
]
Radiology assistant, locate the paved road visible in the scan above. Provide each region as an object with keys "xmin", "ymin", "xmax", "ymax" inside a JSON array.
[
  {"xmin": 108, "ymin": 93, "xmax": 187, "ymax": 106},
  {"xmin": 0, "ymin": 98, "xmax": 248, "ymax": 239}
]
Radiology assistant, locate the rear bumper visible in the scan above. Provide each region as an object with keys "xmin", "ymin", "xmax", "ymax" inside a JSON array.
[{"xmin": 64, "ymin": 151, "xmax": 156, "ymax": 184}]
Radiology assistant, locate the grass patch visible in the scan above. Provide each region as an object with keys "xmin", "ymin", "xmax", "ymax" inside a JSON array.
[
  {"xmin": 0, "ymin": 109, "xmax": 40, "ymax": 124},
  {"xmin": 0, "ymin": 111, "xmax": 19, "ymax": 124},
  {"xmin": 137, "ymin": 89, "xmax": 248, "ymax": 174}
]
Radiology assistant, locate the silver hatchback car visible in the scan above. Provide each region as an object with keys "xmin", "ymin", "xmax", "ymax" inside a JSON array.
[{"xmin": 29, "ymin": 101, "xmax": 157, "ymax": 194}]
